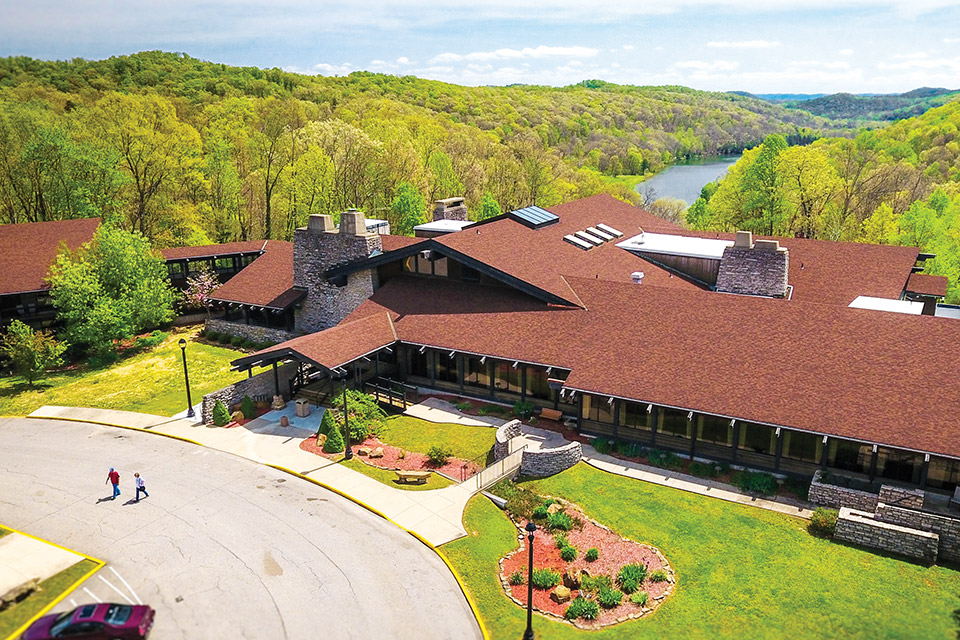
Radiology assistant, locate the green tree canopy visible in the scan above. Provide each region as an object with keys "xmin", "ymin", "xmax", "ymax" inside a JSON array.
[
  {"xmin": 475, "ymin": 192, "xmax": 501, "ymax": 221},
  {"xmin": 1, "ymin": 320, "xmax": 67, "ymax": 386},
  {"xmin": 390, "ymin": 181, "xmax": 427, "ymax": 235}
]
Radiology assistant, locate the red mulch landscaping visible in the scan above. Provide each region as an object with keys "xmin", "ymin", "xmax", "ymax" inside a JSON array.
[
  {"xmin": 499, "ymin": 501, "xmax": 675, "ymax": 629},
  {"xmin": 299, "ymin": 435, "xmax": 483, "ymax": 479}
]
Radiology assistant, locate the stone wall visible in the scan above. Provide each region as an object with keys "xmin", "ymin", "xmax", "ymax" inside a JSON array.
[
  {"xmin": 875, "ymin": 503, "xmax": 960, "ymax": 563},
  {"xmin": 205, "ymin": 318, "xmax": 295, "ymax": 345},
  {"xmin": 201, "ymin": 362, "xmax": 298, "ymax": 424},
  {"xmin": 809, "ymin": 470, "xmax": 880, "ymax": 512},
  {"xmin": 293, "ymin": 213, "xmax": 382, "ymax": 334},
  {"xmin": 835, "ymin": 507, "xmax": 939, "ymax": 564},
  {"xmin": 493, "ymin": 420, "xmax": 523, "ymax": 460},
  {"xmin": 878, "ymin": 484, "xmax": 925, "ymax": 510},
  {"xmin": 716, "ymin": 238, "xmax": 789, "ymax": 298},
  {"xmin": 433, "ymin": 198, "xmax": 468, "ymax": 222},
  {"xmin": 520, "ymin": 441, "xmax": 583, "ymax": 478}
]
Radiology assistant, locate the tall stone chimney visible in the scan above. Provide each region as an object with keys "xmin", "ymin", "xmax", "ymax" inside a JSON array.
[
  {"xmin": 294, "ymin": 210, "xmax": 383, "ymax": 333},
  {"xmin": 433, "ymin": 197, "xmax": 468, "ymax": 222},
  {"xmin": 715, "ymin": 231, "xmax": 789, "ymax": 297}
]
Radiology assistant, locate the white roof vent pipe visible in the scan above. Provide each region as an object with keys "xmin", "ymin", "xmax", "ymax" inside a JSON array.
[{"xmin": 631, "ymin": 271, "xmax": 645, "ymax": 284}]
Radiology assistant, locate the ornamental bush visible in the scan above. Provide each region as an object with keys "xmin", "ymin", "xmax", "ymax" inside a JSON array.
[
  {"xmin": 647, "ymin": 448, "xmax": 682, "ymax": 469},
  {"xmin": 204, "ymin": 331, "xmax": 219, "ymax": 342},
  {"xmin": 532, "ymin": 505, "xmax": 549, "ymax": 519},
  {"xmin": 597, "ymin": 586, "xmax": 624, "ymax": 608},
  {"xmin": 427, "ymin": 445, "xmax": 453, "ymax": 466},
  {"xmin": 560, "ymin": 545, "xmax": 578, "ymax": 562},
  {"xmin": 212, "ymin": 399, "xmax": 231, "ymax": 426},
  {"xmin": 230, "ymin": 335, "xmax": 244, "ymax": 347},
  {"xmin": 650, "ymin": 570, "xmax": 668, "ymax": 583},
  {"xmin": 580, "ymin": 574, "xmax": 612, "ymax": 593},
  {"xmin": 592, "ymin": 439, "xmax": 614, "ymax": 454},
  {"xmin": 546, "ymin": 511, "xmax": 573, "ymax": 531},
  {"xmin": 240, "ymin": 395, "xmax": 256, "ymax": 419},
  {"xmin": 630, "ymin": 591, "xmax": 649, "ymax": 606},
  {"xmin": 616, "ymin": 564, "xmax": 647, "ymax": 594},
  {"xmin": 565, "ymin": 596, "xmax": 600, "ymax": 621},
  {"xmin": 318, "ymin": 409, "xmax": 337, "ymax": 437},
  {"xmin": 809, "ymin": 507, "xmax": 839, "ymax": 537},
  {"xmin": 509, "ymin": 570, "xmax": 525, "ymax": 585},
  {"xmin": 585, "ymin": 547, "xmax": 599, "ymax": 562},
  {"xmin": 554, "ymin": 532, "xmax": 568, "ymax": 549},
  {"xmin": 323, "ymin": 422, "xmax": 345, "ymax": 453},
  {"xmin": 512, "ymin": 400, "xmax": 535, "ymax": 419},
  {"xmin": 732, "ymin": 470, "xmax": 779, "ymax": 496},
  {"xmin": 218, "ymin": 333, "xmax": 232, "ymax": 344},
  {"xmin": 688, "ymin": 461, "xmax": 720, "ymax": 478},
  {"xmin": 531, "ymin": 568, "xmax": 561, "ymax": 590}
]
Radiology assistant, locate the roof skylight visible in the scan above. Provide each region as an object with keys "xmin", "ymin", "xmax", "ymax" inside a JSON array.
[{"xmin": 509, "ymin": 206, "xmax": 560, "ymax": 229}]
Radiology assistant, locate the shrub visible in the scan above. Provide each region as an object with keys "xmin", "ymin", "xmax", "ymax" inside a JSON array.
[
  {"xmin": 487, "ymin": 481, "xmax": 542, "ymax": 520},
  {"xmin": 560, "ymin": 545, "xmax": 578, "ymax": 562},
  {"xmin": 133, "ymin": 330, "xmax": 168, "ymax": 350},
  {"xmin": 809, "ymin": 507, "xmax": 839, "ymax": 537},
  {"xmin": 204, "ymin": 331, "xmax": 219, "ymax": 342},
  {"xmin": 240, "ymin": 338, "xmax": 255, "ymax": 349},
  {"xmin": 240, "ymin": 395, "xmax": 256, "ymax": 419},
  {"xmin": 508, "ymin": 570, "xmax": 525, "ymax": 585},
  {"xmin": 630, "ymin": 591, "xmax": 649, "ymax": 607},
  {"xmin": 647, "ymin": 448, "xmax": 682, "ymax": 469},
  {"xmin": 531, "ymin": 568, "xmax": 561, "ymax": 590},
  {"xmin": 212, "ymin": 399, "xmax": 231, "ymax": 427},
  {"xmin": 336, "ymin": 390, "xmax": 388, "ymax": 441},
  {"xmin": 688, "ymin": 461, "xmax": 719, "ymax": 478},
  {"xmin": 318, "ymin": 408, "xmax": 336, "ymax": 436},
  {"xmin": 543, "ymin": 499, "xmax": 558, "ymax": 507},
  {"xmin": 554, "ymin": 532, "xmax": 568, "ymax": 549},
  {"xmin": 427, "ymin": 445, "xmax": 453, "ymax": 466},
  {"xmin": 585, "ymin": 547, "xmax": 599, "ymax": 562},
  {"xmin": 546, "ymin": 511, "xmax": 573, "ymax": 531},
  {"xmin": 597, "ymin": 586, "xmax": 624, "ymax": 608},
  {"xmin": 454, "ymin": 401, "xmax": 473, "ymax": 411},
  {"xmin": 615, "ymin": 441, "xmax": 647, "ymax": 458},
  {"xmin": 580, "ymin": 574, "xmax": 612, "ymax": 593},
  {"xmin": 513, "ymin": 400, "xmax": 535, "ymax": 419},
  {"xmin": 532, "ymin": 505, "xmax": 549, "ymax": 519},
  {"xmin": 616, "ymin": 564, "xmax": 647, "ymax": 594},
  {"xmin": 732, "ymin": 470, "xmax": 779, "ymax": 496},
  {"xmin": 230, "ymin": 335, "xmax": 245, "ymax": 347},
  {"xmin": 784, "ymin": 477, "xmax": 811, "ymax": 500},
  {"xmin": 565, "ymin": 596, "xmax": 599, "ymax": 621},
  {"xmin": 88, "ymin": 350, "xmax": 119, "ymax": 368},
  {"xmin": 323, "ymin": 423, "xmax": 345, "ymax": 453},
  {"xmin": 217, "ymin": 333, "xmax": 232, "ymax": 344},
  {"xmin": 650, "ymin": 570, "xmax": 668, "ymax": 583},
  {"xmin": 592, "ymin": 438, "xmax": 614, "ymax": 454}
]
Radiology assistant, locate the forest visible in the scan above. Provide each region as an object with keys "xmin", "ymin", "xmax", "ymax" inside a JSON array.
[{"xmin": 0, "ymin": 51, "xmax": 832, "ymax": 246}]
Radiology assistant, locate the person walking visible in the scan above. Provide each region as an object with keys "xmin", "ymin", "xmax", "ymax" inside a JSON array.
[
  {"xmin": 106, "ymin": 468, "xmax": 120, "ymax": 500},
  {"xmin": 134, "ymin": 472, "xmax": 149, "ymax": 502}
]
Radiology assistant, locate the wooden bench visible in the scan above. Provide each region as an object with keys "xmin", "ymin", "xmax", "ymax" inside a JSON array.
[
  {"xmin": 395, "ymin": 470, "xmax": 431, "ymax": 485},
  {"xmin": 539, "ymin": 408, "xmax": 563, "ymax": 422}
]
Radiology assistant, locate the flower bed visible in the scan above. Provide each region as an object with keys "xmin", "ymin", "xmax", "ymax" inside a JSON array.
[
  {"xmin": 299, "ymin": 435, "xmax": 483, "ymax": 480},
  {"xmin": 499, "ymin": 499, "xmax": 675, "ymax": 629}
]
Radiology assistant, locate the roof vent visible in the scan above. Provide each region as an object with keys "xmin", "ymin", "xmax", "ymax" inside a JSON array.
[{"xmin": 631, "ymin": 271, "xmax": 645, "ymax": 284}]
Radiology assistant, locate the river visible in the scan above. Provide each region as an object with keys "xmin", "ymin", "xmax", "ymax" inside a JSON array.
[{"xmin": 635, "ymin": 155, "xmax": 741, "ymax": 206}]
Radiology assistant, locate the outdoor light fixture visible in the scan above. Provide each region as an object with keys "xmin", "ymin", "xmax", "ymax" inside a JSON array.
[
  {"xmin": 775, "ymin": 427, "xmax": 781, "ymax": 437},
  {"xmin": 512, "ymin": 361, "xmax": 520, "ymax": 368},
  {"xmin": 687, "ymin": 411, "xmax": 694, "ymax": 421},
  {"xmin": 523, "ymin": 521, "xmax": 537, "ymax": 640},
  {"xmin": 178, "ymin": 338, "xmax": 194, "ymax": 419},
  {"xmin": 545, "ymin": 367, "xmax": 552, "ymax": 375},
  {"xmin": 647, "ymin": 404, "xmax": 653, "ymax": 414},
  {"xmin": 730, "ymin": 419, "xmax": 736, "ymax": 428},
  {"xmin": 607, "ymin": 396, "xmax": 614, "ymax": 405},
  {"xmin": 480, "ymin": 356, "xmax": 486, "ymax": 364},
  {"xmin": 419, "ymin": 345, "xmax": 426, "ymax": 354},
  {"xmin": 448, "ymin": 351, "xmax": 456, "ymax": 358},
  {"xmin": 822, "ymin": 436, "xmax": 829, "ymax": 444},
  {"xmin": 339, "ymin": 369, "xmax": 353, "ymax": 460}
]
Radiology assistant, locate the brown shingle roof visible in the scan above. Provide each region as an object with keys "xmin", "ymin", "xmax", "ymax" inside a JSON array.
[
  {"xmin": 380, "ymin": 235, "xmax": 425, "ymax": 252},
  {"xmin": 208, "ymin": 241, "xmax": 299, "ymax": 309},
  {"xmin": 161, "ymin": 240, "xmax": 265, "ymax": 261},
  {"xmin": 906, "ymin": 273, "xmax": 948, "ymax": 298},
  {"xmin": 0, "ymin": 218, "xmax": 100, "ymax": 295}
]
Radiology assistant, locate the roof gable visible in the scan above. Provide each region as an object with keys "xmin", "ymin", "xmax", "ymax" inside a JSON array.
[{"xmin": 0, "ymin": 218, "xmax": 100, "ymax": 295}]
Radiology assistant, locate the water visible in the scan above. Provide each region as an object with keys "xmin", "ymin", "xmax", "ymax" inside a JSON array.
[{"xmin": 635, "ymin": 155, "xmax": 741, "ymax": 206}]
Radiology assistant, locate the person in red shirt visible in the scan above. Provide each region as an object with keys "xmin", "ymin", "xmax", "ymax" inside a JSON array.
[{"xmin": 105, "ymin": 468, "xmax": 120, "ymax": 500}]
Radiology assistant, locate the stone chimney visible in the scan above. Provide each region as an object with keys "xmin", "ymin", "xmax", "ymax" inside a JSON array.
[
  {"xmin": 715, "ymin": 231, "xmax": 789, "ymax": 297},
  {"xmin": 433, "ymin": 197, "xmax": 468, "ymax": 222},
  {"xmin": 294, "ymin": 210, "xmax": 383, "ymax": 333}
]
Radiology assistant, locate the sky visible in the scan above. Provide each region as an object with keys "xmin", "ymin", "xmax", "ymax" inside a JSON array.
[{"xmin": 2, "ymin": 0, "xmax": 960, "ymax": 94}]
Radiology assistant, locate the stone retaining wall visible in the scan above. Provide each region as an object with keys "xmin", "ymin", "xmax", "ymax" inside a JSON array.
[
  {"xmin": 878, "ymin": 485, "xmax": 925, "ymax": 510},
  {"xmin": 205, "ymin": 318, "xmax": 295, "ymax": 345},
  {"xmin": 519, "ymin": 441, "xmax": 583, "ymax": 478},
  {"xmin": 809, "ymin": 470, "xmax": 879, "ymax": 512},
  {"xmin": 876, "ymin": 503, "xmax": 960, "ymax": 563},
  {"xmin": 201, "ymin": 362, "xmax": 298, "ymax": 424},
  {"xmin": 835, "ymin": 507, "xmax": 939, "ymax": 564},
  {"xmin": 493, "ymin": 420, "xmax": 523, "ymax": 460}
]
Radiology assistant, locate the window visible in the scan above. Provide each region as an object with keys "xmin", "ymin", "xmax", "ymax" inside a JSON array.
[
  {"xmin": 581, "ymin": 394, "xmax": 613, "ymax": 424},
  {"xmin": 660, "ymin": 408, "xmax": 691, "ymax": 438},
  {"xmin": 621, "ymin": 401, "xmax": 651, "ymax": 431},
  {"xmin": 927, "ymin": 457, "xmax": 960, "ymax": 491},
  {"xmin": 494, "ymin": 362, "xmax": 521, "ymax": 394},
  {"xmin": 698, "ymin": 415, "xmax": 733, "ymax": 447},
  {"xmin": 464, "ymin": 357, "xmax": 490, "ymax": 390},
  {"xmin": 828, "ymin": 438, "xmax": 869, "ymax": 474},
  {"xmin": 525, "ymin": 366, "xmax": 552, "ymax": 401},
  {"xmin": 461, "ymin": 264, "xmax": 480, "ymax": 282},
  {"xmin": 782, "ymin": 431, "xmax": 821, "ymax": 463},
  {"xmin": 407, "ymin": 347, "xmax": 429, "ymax": 378},
  {"xmin": 876, "ymin": 447, "xmax": 922, "ymax": 484},
  {"xmin": 433, "ymin": 257, "xmax": 448, "ymax": 277},
  {"xmin": 435, "ymin": 353, "xmax": 459, "ymax": 384},
  {"xmin": 739, "ymin": 423, "xmax": 775, "ymax": 455}
]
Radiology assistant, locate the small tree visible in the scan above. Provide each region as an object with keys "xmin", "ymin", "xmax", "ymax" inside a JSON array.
[
  {"xmin": 390, "ymin": 181, "xmax": 427, "ymax": 235},
  {"xmin": 475, "ymin": 192, "xmax": 502, "ymax": 221},
  {"xmin": 182, "ymin": 264, "xmax": 221, "ymax": 319},
  {"xmin": 318, "ymin": 407, "xmax": 336, "ymax": 437},
  {"xmin": 240, "ymin": 395, "xmax": 256, "ymax": 419},
  {"xmin": 323, "ymin": 421, "xmax": 345, "ymax": 453},
  {"xmin": 1, "ymin": 320, "xmax": 67, "ymax": 386},
  {"xmin": 212, "ymin": 399, "xmax": 231, "ymax": 426}
]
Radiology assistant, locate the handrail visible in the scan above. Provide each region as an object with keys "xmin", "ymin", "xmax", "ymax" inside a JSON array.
[{"xmin": 463, "ymin": 444, "xmax": 527, "ymax": 490}]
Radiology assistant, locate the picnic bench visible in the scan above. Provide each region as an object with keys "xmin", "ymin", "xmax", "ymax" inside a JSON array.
[
  {"xmin": 395, "ymin": 470, "xmax": 431, "ymax": 485},
  {"xmin": 539, "ymin": 408, "xmax": 563, "ymax": 422}
]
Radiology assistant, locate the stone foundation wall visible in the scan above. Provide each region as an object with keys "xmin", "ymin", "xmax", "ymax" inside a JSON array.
[
  {"xmin": 520, "ymin": 441, "xmax": 582, "ymax": 478},
  {"xmin": 201, "ymin": 362, "xmax": 298, "ymax": 424},
  {"xmin": 835, "ymin": 507, "xmax": 939, "ymax": 563},
  {"xmin": 809, "ymin": 470, "xmax": 879, "ymax": 512},
  {"xmin": 493, "ymin": 420, "xmax": 523, "ymax": 460},
  {"xmin": 875, "ymin": 503, "xmax": 960, "ymax": 563},
  {"xmin": 205, "ymin": 319, "xmax": 295, "ymax": 345},
  {"xmin": 878, "ymin": 484, "xmax": 925, "ymax": 510}
]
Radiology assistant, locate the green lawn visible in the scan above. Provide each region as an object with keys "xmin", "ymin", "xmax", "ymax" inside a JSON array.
[
  {"xmin": 0, "ymin": 328, "xmax": 244, "ymax": 417},
  {"xmin": 340, "ymin": 458, "xmax": 455, "ymax": 491},
  {"xmin": 0, "ymin": 559, "xmax": 100, "ymax": 640},
  {"xmin": 599, "ymin": 173, "xmax": 645, "ymax": 191},
  {"xmin": 380, "ymin": 415, "xmax": 497, "ymax": 464},
  {"xmin": 442, "ymin": 463, "xmax": 960, "ymax": 640}
]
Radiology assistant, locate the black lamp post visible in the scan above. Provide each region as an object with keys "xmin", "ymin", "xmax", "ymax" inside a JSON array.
[
  {"xmin": 523, "ymin": 521, "xmax": 536, "ymax": 640},
  {"xmin": 340, "ymin": 370, "xmax": 352, "ymax": 460},
  {"xmin": 178, "ymin": 338, "xmax": 194, "ymax": 418}
]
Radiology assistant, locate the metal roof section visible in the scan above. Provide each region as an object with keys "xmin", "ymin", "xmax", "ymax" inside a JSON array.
[
  {"xmin": 509, "ymin": 205, "xmax": 560, "ymax": 229},
  {"xmin": 596, "ymin": 223, "xmax": 623, "ymax": 238},
  {"xmin": 617, "ymin": 232, "xmax": 734, "ymax": 260},
  {"xmin": 563, "ymin": 234, "xmax": 593, "ymax": 250},
  {"xmin": 413, "ymin": 219, "xmax": 475, "ymax": 234},
  {"xmin": 586, "ymin": 226, "xmax": 615, "ymax": 241},
  {"xmin": 849, "ymin": 296, "xmax": 923, "ymax": 315},
  {"xmin": 574, "ymin": 230, "xmax": 604, "ymax": 246}
]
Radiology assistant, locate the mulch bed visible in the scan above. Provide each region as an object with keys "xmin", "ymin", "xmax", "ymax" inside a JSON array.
[
  {"xmin": 499, "ymin": 500, "xmax": 675, "ymax": 629},
  {"xmin": 298, "ymin": 435, "xmax": 483, "ymax": 479}
]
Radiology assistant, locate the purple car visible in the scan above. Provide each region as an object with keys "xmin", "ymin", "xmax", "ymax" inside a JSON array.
[{"xmin": 21, "ymin": 603, "xmax": 155, "ymax": 640}]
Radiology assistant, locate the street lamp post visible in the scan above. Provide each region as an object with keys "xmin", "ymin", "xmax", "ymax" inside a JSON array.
[
  {"xmin": 340, "ymin": 372, "xmax": 352, "ymax": 460},
  {"xmin": 523, "ymin": 521, "xmax": 536, "ymax": 640},
  {"xmin": 178, "ymin": 338, "xmax": 194, "ymax": 419}
]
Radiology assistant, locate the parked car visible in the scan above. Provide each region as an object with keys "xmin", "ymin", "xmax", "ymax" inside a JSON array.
[{"xmin": 21, "ymin": 603, "xmax": 154, "ymax": 639}]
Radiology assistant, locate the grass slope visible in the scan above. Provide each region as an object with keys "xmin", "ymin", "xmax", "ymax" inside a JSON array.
[
  {"xmin": 0, "ymin": 329, "xmax": 243, "ymax": 417},
  {"xmin": 380, "ymin": 415, "xmax": 496, "ymax": 463},
  {"xmin": 443, "ymin": 463, "xmax": 960, "ymax": 640}
]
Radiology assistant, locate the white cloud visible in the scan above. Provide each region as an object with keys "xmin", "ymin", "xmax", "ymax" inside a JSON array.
[
  {"xmin": 707, "ymin": 40, "xmax": 780, "ymax": 48},
  {"xmin": 839, "ymin": 48, "xmax": 854, "ymax": 55},
  {"xmin": 429, "ymin": 45, "xmax": 599, "ymax": 64},
  {"xmin": 370, "ymin": 59, "xmax": 386, "ymax": 66},
  {"xmin": 877, "ymin": 55, "xmax": 960, "ymax": 71},
  {"xmin": 396, "ymin": 56, "xmax": 410, "ymax": 64},
  {"xmin": 623, "ymin": 44, "xmax": 635, "ymax": 50},
  {"xmin": 946, "ymin": 38, "xmax": 960, "ymax": 44},
  {"xmin": 311, "ymin": 62, "xmax": 354, "ymax": 75},
  {"xmin": 674, "ymin": 59, "xmax": 740, "ymax": 71}
]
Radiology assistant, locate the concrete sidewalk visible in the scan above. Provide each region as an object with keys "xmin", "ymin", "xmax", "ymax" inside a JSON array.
[{"xmin": 0, "ymin": 532, "xmax": 86, "ymax": 596}]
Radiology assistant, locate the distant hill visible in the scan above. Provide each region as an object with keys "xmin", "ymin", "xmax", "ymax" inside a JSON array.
[{"xmin": 743, "ymin": 88, "xmax": 960, "ymax": 122}]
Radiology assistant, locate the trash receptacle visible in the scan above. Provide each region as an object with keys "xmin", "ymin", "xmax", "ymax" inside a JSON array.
[{"xmin": 295, "ymin": 399, "xmax": 311, "ymax": 418}]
